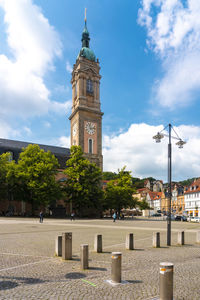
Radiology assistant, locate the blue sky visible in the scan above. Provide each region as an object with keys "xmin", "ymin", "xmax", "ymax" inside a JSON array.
[{"xmin": 0, "ymin": 0, "xmax": 200, "ymax": 181}]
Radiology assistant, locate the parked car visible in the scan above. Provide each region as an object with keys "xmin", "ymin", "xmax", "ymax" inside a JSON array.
[
  {"xmin": 152, "ymin": 213, "xmax": 162, "ymax": 217},
  {"xmin": 191, "ymin": 217, "xmax": 200, "ymax": 223},
  {"xmin": 175, "ymin": 215, "xmax": 187, "ymax": 221},
  {"xmin": 175, "ymin": 215, "xmax": 182, "ymax": 221}
]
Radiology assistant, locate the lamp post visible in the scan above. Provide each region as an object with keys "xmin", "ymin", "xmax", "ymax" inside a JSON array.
[{"xmin": 153, "ymin": 124, "xmax": 186, "ymax": 246}]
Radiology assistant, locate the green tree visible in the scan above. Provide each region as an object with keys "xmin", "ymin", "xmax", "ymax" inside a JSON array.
[
  {"xmin": 17, "ymin": 144, "xmax": 61, "ymax": 213},
  {"xmin": 0, "ymin": 153, "xmax": 11, "ymax": 200},
  {"xmin": 137, "ymin": 199, "xmax": 150, "ymax": 210},
  {"xmin": 63, "ymin": 146, "xmax": 103, "ymax": 216},
  {"xmin": 104, "ymin": 167, "xmax": 136, "ymax": 215},
  {"xmin": 102, "ymin": 171, "xmax": 119, "ymax": 180}
]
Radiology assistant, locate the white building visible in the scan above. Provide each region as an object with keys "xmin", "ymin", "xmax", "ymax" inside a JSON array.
[
  {"xmin": 185, "ymin": 179, "xmax": 200, "ymax": 217},
  {"xmin": 146, "ymin": 192, "xmax": 162, "ymax": 212}
]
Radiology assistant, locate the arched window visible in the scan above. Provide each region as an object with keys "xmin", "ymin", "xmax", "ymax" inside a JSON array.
[
  {"xmin": 88, "ymin": 138, "xmax": 93, "ymax": 154},
  {"xmin": 86, "ymin": 79, "xmax": 93, "ymax": 94}
]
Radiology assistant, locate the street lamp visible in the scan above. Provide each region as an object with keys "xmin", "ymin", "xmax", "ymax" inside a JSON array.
[{"xmin": 153, "ymin": 124, "xmax": 186, "ymax": 246}]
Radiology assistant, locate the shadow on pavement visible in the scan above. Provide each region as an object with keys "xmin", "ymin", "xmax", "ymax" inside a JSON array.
[
  {"xmin": 126, "ymin": 280, "xmax": 143, "ymax": 284},
  {"xmin": 65, "ymin": 272, "xmax": 86, "ymax": 279},
  {"xmin": 0, "ymin": 280, "xmax": 18, "ymax": 290},
  {"xmin": 0, "ymin": 275, "xmax": 46, "ymax": 285},
  {"xmin": 89, "ymin": 266, "xmax": 107, "ymax": 271}
]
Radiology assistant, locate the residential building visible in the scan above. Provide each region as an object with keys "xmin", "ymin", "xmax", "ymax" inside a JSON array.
[
  {"xmin": 146, "ymin": 191, "xmax": 163, "ymax": 212},
  {"xmin": 185, "ymin": 178, "xmax": 200, "ymax": 217}
]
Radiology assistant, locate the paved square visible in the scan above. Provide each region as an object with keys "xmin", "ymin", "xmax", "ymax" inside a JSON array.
[{"xmin": 0, "ymin": 217, "xmax": 200, "ymax": 299}]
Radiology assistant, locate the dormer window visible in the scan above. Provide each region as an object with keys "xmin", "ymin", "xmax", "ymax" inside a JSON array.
[{"xmin": 86, "ymin": 79, "xmax": 93, "ymax": 94}]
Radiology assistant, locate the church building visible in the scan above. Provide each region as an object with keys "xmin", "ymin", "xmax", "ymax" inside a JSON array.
[
  {"xmin": 69, "ymin": 15, "xmax": 103, "ymax": 169},
  {"xmin": 0, "ymin": 16, "xmax": 103, "ymax": 215}
]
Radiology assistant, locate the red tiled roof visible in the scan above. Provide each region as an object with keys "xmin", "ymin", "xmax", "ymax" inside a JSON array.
[
  {"xmin": 184, "ymin": 178, "xmax": 200, "ymax": 194},
  {"xmin": 148, "ymin": 191, "xmax": 162, "ymax": 201}
]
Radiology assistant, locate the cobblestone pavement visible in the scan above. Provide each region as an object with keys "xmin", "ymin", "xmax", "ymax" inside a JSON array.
[{"xmin": 0, "ymin": 217, "xmax": 200, "ymax": 299}]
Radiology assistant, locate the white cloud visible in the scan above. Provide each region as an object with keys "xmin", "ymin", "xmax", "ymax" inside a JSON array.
[
  {"xmin": 103, "ymin": 123, "xmax": 200, "ymax": 181},
  {"xmin": 23, "ymin": 126, "xmax": 32, "ymax": 136},
  {"xmin": 43, "ymin": 121, "xmax": 51, "ymax": 128},
  {"xmin": 57, "ymin": 136, "xmax": 70, "ymax": 148},
  {"xmin": 138, "ymin": 0, "xmax": 200, "ymax": 109},
  {"xmin": 66, "ymin": 61, "xmax": 73, "ymax": 74},
  {"xmin": 0, "ymin": 0, "xmax": 69, "ymax": 120}
]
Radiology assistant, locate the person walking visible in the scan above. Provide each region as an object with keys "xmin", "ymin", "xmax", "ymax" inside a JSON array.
[
  {"xmin": 39, "ymin": 211, "xmax": 43, "ymax": 223},
  {"xmin": 71, "ymin": 211, "xmax": 75, "ymax": 221},
  {"xmin": 113, "ymin": 212, "xmax": 117, "ymax": 222}
]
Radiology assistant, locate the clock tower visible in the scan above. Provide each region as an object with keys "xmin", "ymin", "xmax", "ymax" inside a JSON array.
[{"xmin": 69, "ymin": 15, "xmax": 103, "ymax": 170}]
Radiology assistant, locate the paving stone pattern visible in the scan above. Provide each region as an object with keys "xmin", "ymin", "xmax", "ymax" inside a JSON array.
[{"xmin": 0, "ymin": 218, "xmax": 199, "ymax": 299}]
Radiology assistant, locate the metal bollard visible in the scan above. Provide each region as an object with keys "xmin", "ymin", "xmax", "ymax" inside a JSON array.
[
  {"xmin": 55, "ymin": 235, "xmax": 62, "ymax": 256},
  {"xmin": 177, "ymin": 231, "xmax": 184, "ymax": 245},
  {"xmin": 153, "ymin": 232, "xmax": 160, "ymax": 248},
  {"xmin": 62, "ymin": 232, "xmax": 72, "ymax": 260},
  {"xmin": 80, "ymin": 244, "xmax": 89, "ymax": 269},
  {"xmin": 111, "ymin": 252, "xmax": 122, "ymax": 283},
  {"xmin": 126, "ymin": 233, "xmax": 134, "ymax": 250},
  {"xmin": 196, "ymin": 231, "xmax": 200, "ymax": 243},
  {"xmin": 160, "ymin": 262, "xmax": 173, "ymax": 300},
  {"xmin": 94, "ymin": 234, "xmax": 102, "ymax": 253}
]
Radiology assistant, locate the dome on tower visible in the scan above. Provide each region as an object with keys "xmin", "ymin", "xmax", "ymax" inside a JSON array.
[
  {"xmin": 77, "ymin": 17, "xmax": 96, "ymax": 62},
  {"xmin": 78, "ymin": 47, "xmax": 96, "ymax": 62}
]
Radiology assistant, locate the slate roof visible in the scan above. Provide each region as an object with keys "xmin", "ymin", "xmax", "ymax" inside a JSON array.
[{"xmin": 0, "ymin": 138, "xmax": 70, "ymax": 169}]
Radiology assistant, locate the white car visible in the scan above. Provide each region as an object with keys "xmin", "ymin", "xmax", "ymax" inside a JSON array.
[{"xmin": 190, "ymin": 217, "xmax": 200, "ymax": 223}]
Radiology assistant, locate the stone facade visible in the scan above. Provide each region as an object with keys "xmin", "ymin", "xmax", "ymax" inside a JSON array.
[{"xmin": 69, "ymin": 24, "xmax": 103, "ymax": 170}]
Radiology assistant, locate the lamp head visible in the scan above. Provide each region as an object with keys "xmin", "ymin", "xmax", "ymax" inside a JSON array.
[
  {"xmin": 153, "ymin": 132, "xmax": 164, "ymax": 143},
  {"xmin": 176, "ymin": 139, "xmax": 186, "ymax": 149}
]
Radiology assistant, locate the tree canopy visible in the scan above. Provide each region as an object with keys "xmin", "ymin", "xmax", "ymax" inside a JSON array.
[
  {"xmin": 16, "ymin": 144, "xmax": 61, "ymax": 211},
  {"xmin": 104, "ymin": 167, "xmax": 136, "ymax": 215},
  {"xmin": 63, "ymin": 146, "xmax": 104, "ymax": 216}
]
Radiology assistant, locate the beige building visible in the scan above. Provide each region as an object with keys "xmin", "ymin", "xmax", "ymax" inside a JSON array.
[{"xmin": 69, "ymin": 18, "xmax": 103, "ymax": 170}]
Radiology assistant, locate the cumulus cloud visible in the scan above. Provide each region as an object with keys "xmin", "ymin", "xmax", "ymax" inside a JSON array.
[
  {"xmin": 138, "ymin": 0, "xmax": 200, "ymax": 109},
  {"xmin": 57, "ymin": 136, "xmax": 70, "ymax": 148},
  {"xmin": 103, "ymin": 123, "xmax": 200, "ymax": 181},
  {"xmin": 0, "ymin": 0, "xmax": 70, "ymax": 119}
]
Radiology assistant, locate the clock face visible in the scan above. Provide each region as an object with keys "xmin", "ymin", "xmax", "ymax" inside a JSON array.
[
  {"xmin": 72, "ymin": 123, "xmax": 77, "ymax": 137},
  {"xmin": 85, "ymin": 122, "xmax": 96, "ymax": 135}
]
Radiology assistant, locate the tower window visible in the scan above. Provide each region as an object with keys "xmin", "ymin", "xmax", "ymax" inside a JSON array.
[
  {"xmin": 86, "ymin": 79, "xmax": 93, "ymax": 94},
  {"xmin": 88, "ymin": 138, "xmax": 93, "ymax": 154}
]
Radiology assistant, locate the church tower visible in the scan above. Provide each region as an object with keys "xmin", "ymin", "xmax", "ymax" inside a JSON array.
[{"xmin": 69, "ymin": 13, "xmax": 103, "ymax": 170}]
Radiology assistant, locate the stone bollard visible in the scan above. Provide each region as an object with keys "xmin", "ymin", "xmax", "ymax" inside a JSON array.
[
  {"xmin": 196, "ymin": 231, "xmax": 200, "ymax": 244},
  {"xmin": 111, "ymin": 252, "xmax": 122, "ymax": 283},
  {"xmin": 80, "ymin": 244, "xmax": 89, "ymax": 269},
  {"xmin": 126, "ymin": 233, "xmax": 134, "ymax": 250},
  {"xmin": 153, "ymin": 232, "xmax": 160, "ymax": 248},
  {"xmin": 55, "ymin": 235, "xmax": 62, "ymax": 256},
  {"xmin": 62, "ymin": 232, "xmax": 72, "ymax": 260},
  {"xmin": 177, "ymin": 231, "xmax": 184, "ymax": 245},
  {"xmin": 94, "ymin": 234, "xmax": 102, "ymax": 253},
  {"xmin": 160, "ymin": 262, "xmax": 174, "ymax": 300}
]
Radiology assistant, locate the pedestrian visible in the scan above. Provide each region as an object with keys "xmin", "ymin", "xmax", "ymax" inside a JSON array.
[
  {"xmin": 113, "ymin": 212, "xmax": 117, "ymax": 222},
  {"xmin": 71, "ymin": 211, "xmax": 75, "ymax": 221},
  {"xmin": 39, "ymin": 211, "xmax": 43, "ymax": 223}
]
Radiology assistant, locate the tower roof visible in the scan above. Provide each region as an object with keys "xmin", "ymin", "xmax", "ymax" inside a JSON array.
[{"xmin": 78, "ymin": 11, "xmax": 96, "ymax": 62}]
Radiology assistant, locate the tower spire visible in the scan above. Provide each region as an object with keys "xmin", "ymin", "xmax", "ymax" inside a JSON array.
[
  {"xmin": 82, "ymin": 8, "xmax": 90, "ymax": 48},
  {"xmin": 85, "ymin": 8, "xmax": 87, "ymax": 25}
]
